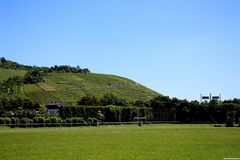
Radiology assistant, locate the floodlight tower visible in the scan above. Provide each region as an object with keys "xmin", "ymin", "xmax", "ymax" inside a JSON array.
[{"xmin": 200, "ymin": 93, "xmax": 221, "ymax": 103}]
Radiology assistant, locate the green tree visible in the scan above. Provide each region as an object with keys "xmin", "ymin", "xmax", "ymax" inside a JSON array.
[
  {"xmin": 0, "ymin": 57, "xmax": 6, "ymax": 63},
  {"xmin": 24, "ymin": 70, "xmax": 44, "ymax": 84},
  {"xmin": 78, "ymin": 96, "xmax": 101, "ymax": 106},
  {"xmin": 101, "ymin": 93, "xmax": 119, "ymax": 106}
]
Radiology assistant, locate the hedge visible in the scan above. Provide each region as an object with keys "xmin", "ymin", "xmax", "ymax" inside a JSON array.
[
  {"xmin": 60, "ymin": 105, "xmax": 153, "ymax": 122},
  {"xmin": 0, "ymin": 117, "xmax": 6, "ymax": 124},
  {"xmin": 65, "ymin": 117, "xmax": 86, "ymax": 126}
]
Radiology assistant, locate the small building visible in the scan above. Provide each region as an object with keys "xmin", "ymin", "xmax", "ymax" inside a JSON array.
[{"xmin": 45, "ymin": 101, "xmax": 64, "ymax": 115}]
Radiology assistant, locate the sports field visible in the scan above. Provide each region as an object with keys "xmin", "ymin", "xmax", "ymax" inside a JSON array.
[{"xmin": 0, "ymin": 124, "xmax": 239, "ymax": 160}]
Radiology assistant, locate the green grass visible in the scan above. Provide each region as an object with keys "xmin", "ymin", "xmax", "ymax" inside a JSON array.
[
  {"xmin": 23, "ymin": 84, "xmax": 58, "ymax": 103},
  {"xmin": 0, "ymin": 68, "xmax": 26, "ymax": 81},
  {"xmin": 0, "ymin": 124, "xmax": 239, "ymax": 160},
  {"xmin": 0, "ymin": 68, "xmax": 159, "ymax": 103},
  {"xmin": 42, "ymin": 73, "xmax": 159, "ymax": 102}
]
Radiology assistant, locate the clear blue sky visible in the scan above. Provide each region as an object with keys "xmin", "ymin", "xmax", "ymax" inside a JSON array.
[{"xmin": 1, "ymin": 0, "xmax": 240, "ymax": 100}]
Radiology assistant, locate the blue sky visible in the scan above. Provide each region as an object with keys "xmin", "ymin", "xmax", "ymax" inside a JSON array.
[{"xmin": 1, "ymin": 0, "xmax": 240, "ymax": 100}]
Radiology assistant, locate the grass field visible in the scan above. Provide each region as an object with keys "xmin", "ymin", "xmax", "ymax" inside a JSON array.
[
  {"xmin": 0, "ymin": 68, "xmax": 26, "ymax": 81},
  {"xmin": 0, "ymin": 124, "xmax": 239, "ymax": 160}
]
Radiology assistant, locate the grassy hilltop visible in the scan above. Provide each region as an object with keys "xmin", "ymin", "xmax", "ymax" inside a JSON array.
[{"xmin": 0, "ymin": 68, "xmax": 159, "ymax": 103}]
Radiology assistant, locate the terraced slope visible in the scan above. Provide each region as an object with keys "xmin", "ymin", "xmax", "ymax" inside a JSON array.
[
  {"xmin": 0, "ymin": 68, "xmax": 26, "ymax": 81},
  {"xmin": 0, "ymin": 68, "xmax": 160, "ymax": 103}
]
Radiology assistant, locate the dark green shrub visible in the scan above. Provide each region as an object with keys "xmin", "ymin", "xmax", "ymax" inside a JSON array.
[
  {"xmin": 78, "ymin": 96, "xmax": 101, "ymax": 106},
  {"xmin": 20, "ymin": 118, "xmax": 30, "ymax": 124},
  {"xmin": 38, "ymin": 117, "xmax": 45, "ymax": 123},
  {"xmin": 65, "ymin": 118, "xmax": 73, "ymax": 127},
  {"xmin": 50, "ymin": 117, "xmax": 61, "ymax": 127},
  {"xmin": 37, "ymin": 117, "xmax": 45, "ymax": 127},
  {"xmin": 65, "ymin": 117, "xmax": 85, "ymax": 126},
  {"xmin": 44, "ymin": 117, "xmax": 61, "ymax": 127},
  {"xmin": 72, "ymin": 117, "xmax": 85, "ymax": 126},
  {"xmin": 10, "ymin": 117, "xmax": 19, "ymax": 128},
  {"xmin": 86, "ymin": 118, "xmax": 99, "ymax": 126},
  {"xmin": 65, "ymin": 118, "xmax": 72, "ymax": 123},
  {"xmin": 57, "ymin": 117, "xmax": 61, "ymax": 123},
  {"xmin": 72, "ymin": 117, "xmax": 79, "ymax": 123},
  {"xmin": 33, "ymin": 117, "xmax": 39, "ymax": 123},
  {"xmin": 45, "ymin": 118, "xmax": 51, "ymax": 123},
  {"xmin": 11, "ymin": 117, "xmax": 19, "ymax": 124},
  {"xmin": 24, "ymin": 70, "xmax": 44, "ymax": 84},
  {"xmin": 20, "ymin": 118, "xmax": 31, "ymax": 127},
  {"xmin": 87, "ymin": 118, "xmax": 93, "ymax": 126},
  {"xmin": 5, "ymin": 117, "xmax": 11, "ymax": 124},
  {"xmin": 0, "ymin": 118, "xmax": 5, "ymax": 124},
  {"xmin": 20, "ymin": 118, "xmax": 26, "ymax": 124},
  {"xmin": 50, "ymin": 117, "xmax": 58, "ymax": 123}
]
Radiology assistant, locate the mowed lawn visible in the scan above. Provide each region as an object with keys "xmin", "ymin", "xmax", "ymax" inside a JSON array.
[{"xmin": 0, "ymin": 124, "xmax": 239, "ymax": 160}]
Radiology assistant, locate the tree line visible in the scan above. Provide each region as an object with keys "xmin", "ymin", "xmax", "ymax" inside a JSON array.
[
  {"xmin": 78, "ymin": 94, "xmax": 240, "ymax": 125},
  {"xmin": 0, "ymin": 94, "xmax": 240, "ymax": 127},
  {"xmin": 0, "ymin": 57, "xmax": 90, "ymax": 74}
]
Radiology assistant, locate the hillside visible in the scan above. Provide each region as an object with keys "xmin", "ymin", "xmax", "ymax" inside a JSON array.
[
  {"xmin": 0, "ymin": 68, "xmax": 159, "ymax": 103},
  {"xmin": 0, "ymin": 68, "xmax": 27, "ymax": 81}
]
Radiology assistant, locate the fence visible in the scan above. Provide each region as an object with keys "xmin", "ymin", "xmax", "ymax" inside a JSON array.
[{"xmin": 0, "ymin": 121, "xmax": 216, "ymax": 128}]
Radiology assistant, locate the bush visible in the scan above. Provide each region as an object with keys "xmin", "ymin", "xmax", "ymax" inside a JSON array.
[
  {"xmin": 87, "ymin": 117, "xmax": 99, "ymax": 126},
  {"xmin": 77, "ymin": 96, "xmax": 101, "ymax": 106},
  {"xmin": 0, "ymin": 117, "xmax": 5, "ymax": 124},
  {"xmin": 33, "ymin": 117, "xmax": 39, "ymax": 123},
  {"xmin": 20, "ymin": 118, "xmax": 32, "ymax": 127},
  {"xmin": 24, "ymin": 70, "xmax": 44, "ymax": 84},
  {"xmin": 11, "ymin": 117, "xmax": 19, "ymax": 124},
  {"xmin": 50, "ymin": 117, "xmax": 58, "ymax": 123},
  {"xmin": 45, "ymin": 117, "xmax": 61, "ymax": 127},
  {"xmin": 65, "ymin": 117, "xmax": 85, "ymax": 126},
  {"xmin": 45, "ymin": 118, "xmax": 51, "ymax": 127},
  {"xmin": 51, "ymin": 117, "xmax": 61, "ymax": 126},
  {"xmin": 5, "ymin": 117, "xmax": 11, "ymax": 124},
  {"xmin": 20, "ymin": 118, "xmax": 28, "ymax": 124},
  {"xmin": 36, "ymin": 117, "xmax": 45, "ymax": 127},
  {"xmin": 10, "ymin": 117, "xmax": 19, "ymax": 128},
  {"xmin": 87, "ymin": 118, "xmax": 93, "ymax": 126},
  {"xmin": 72, "ymin": 117, "xmax": 84, "ymax": 123},
  {"xmin": 65, "ymin": 118, "xmax": 72, "ymax": 123},
  {"xmin": 28, "ymin": 119, "xmax": 33, "ymax": 123},
  {"xmin": 38, "ymin": 117, "xmax": 45, "ymax": 123}
]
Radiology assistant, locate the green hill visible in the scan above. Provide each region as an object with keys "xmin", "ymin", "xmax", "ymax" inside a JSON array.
[
  {"xmin": 0, "ymin": 68, "xmax": 27, "ymax": 81},
  {"xmin": 0, "ymin": 68, "xmax": 159, "ymax": 103}
]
